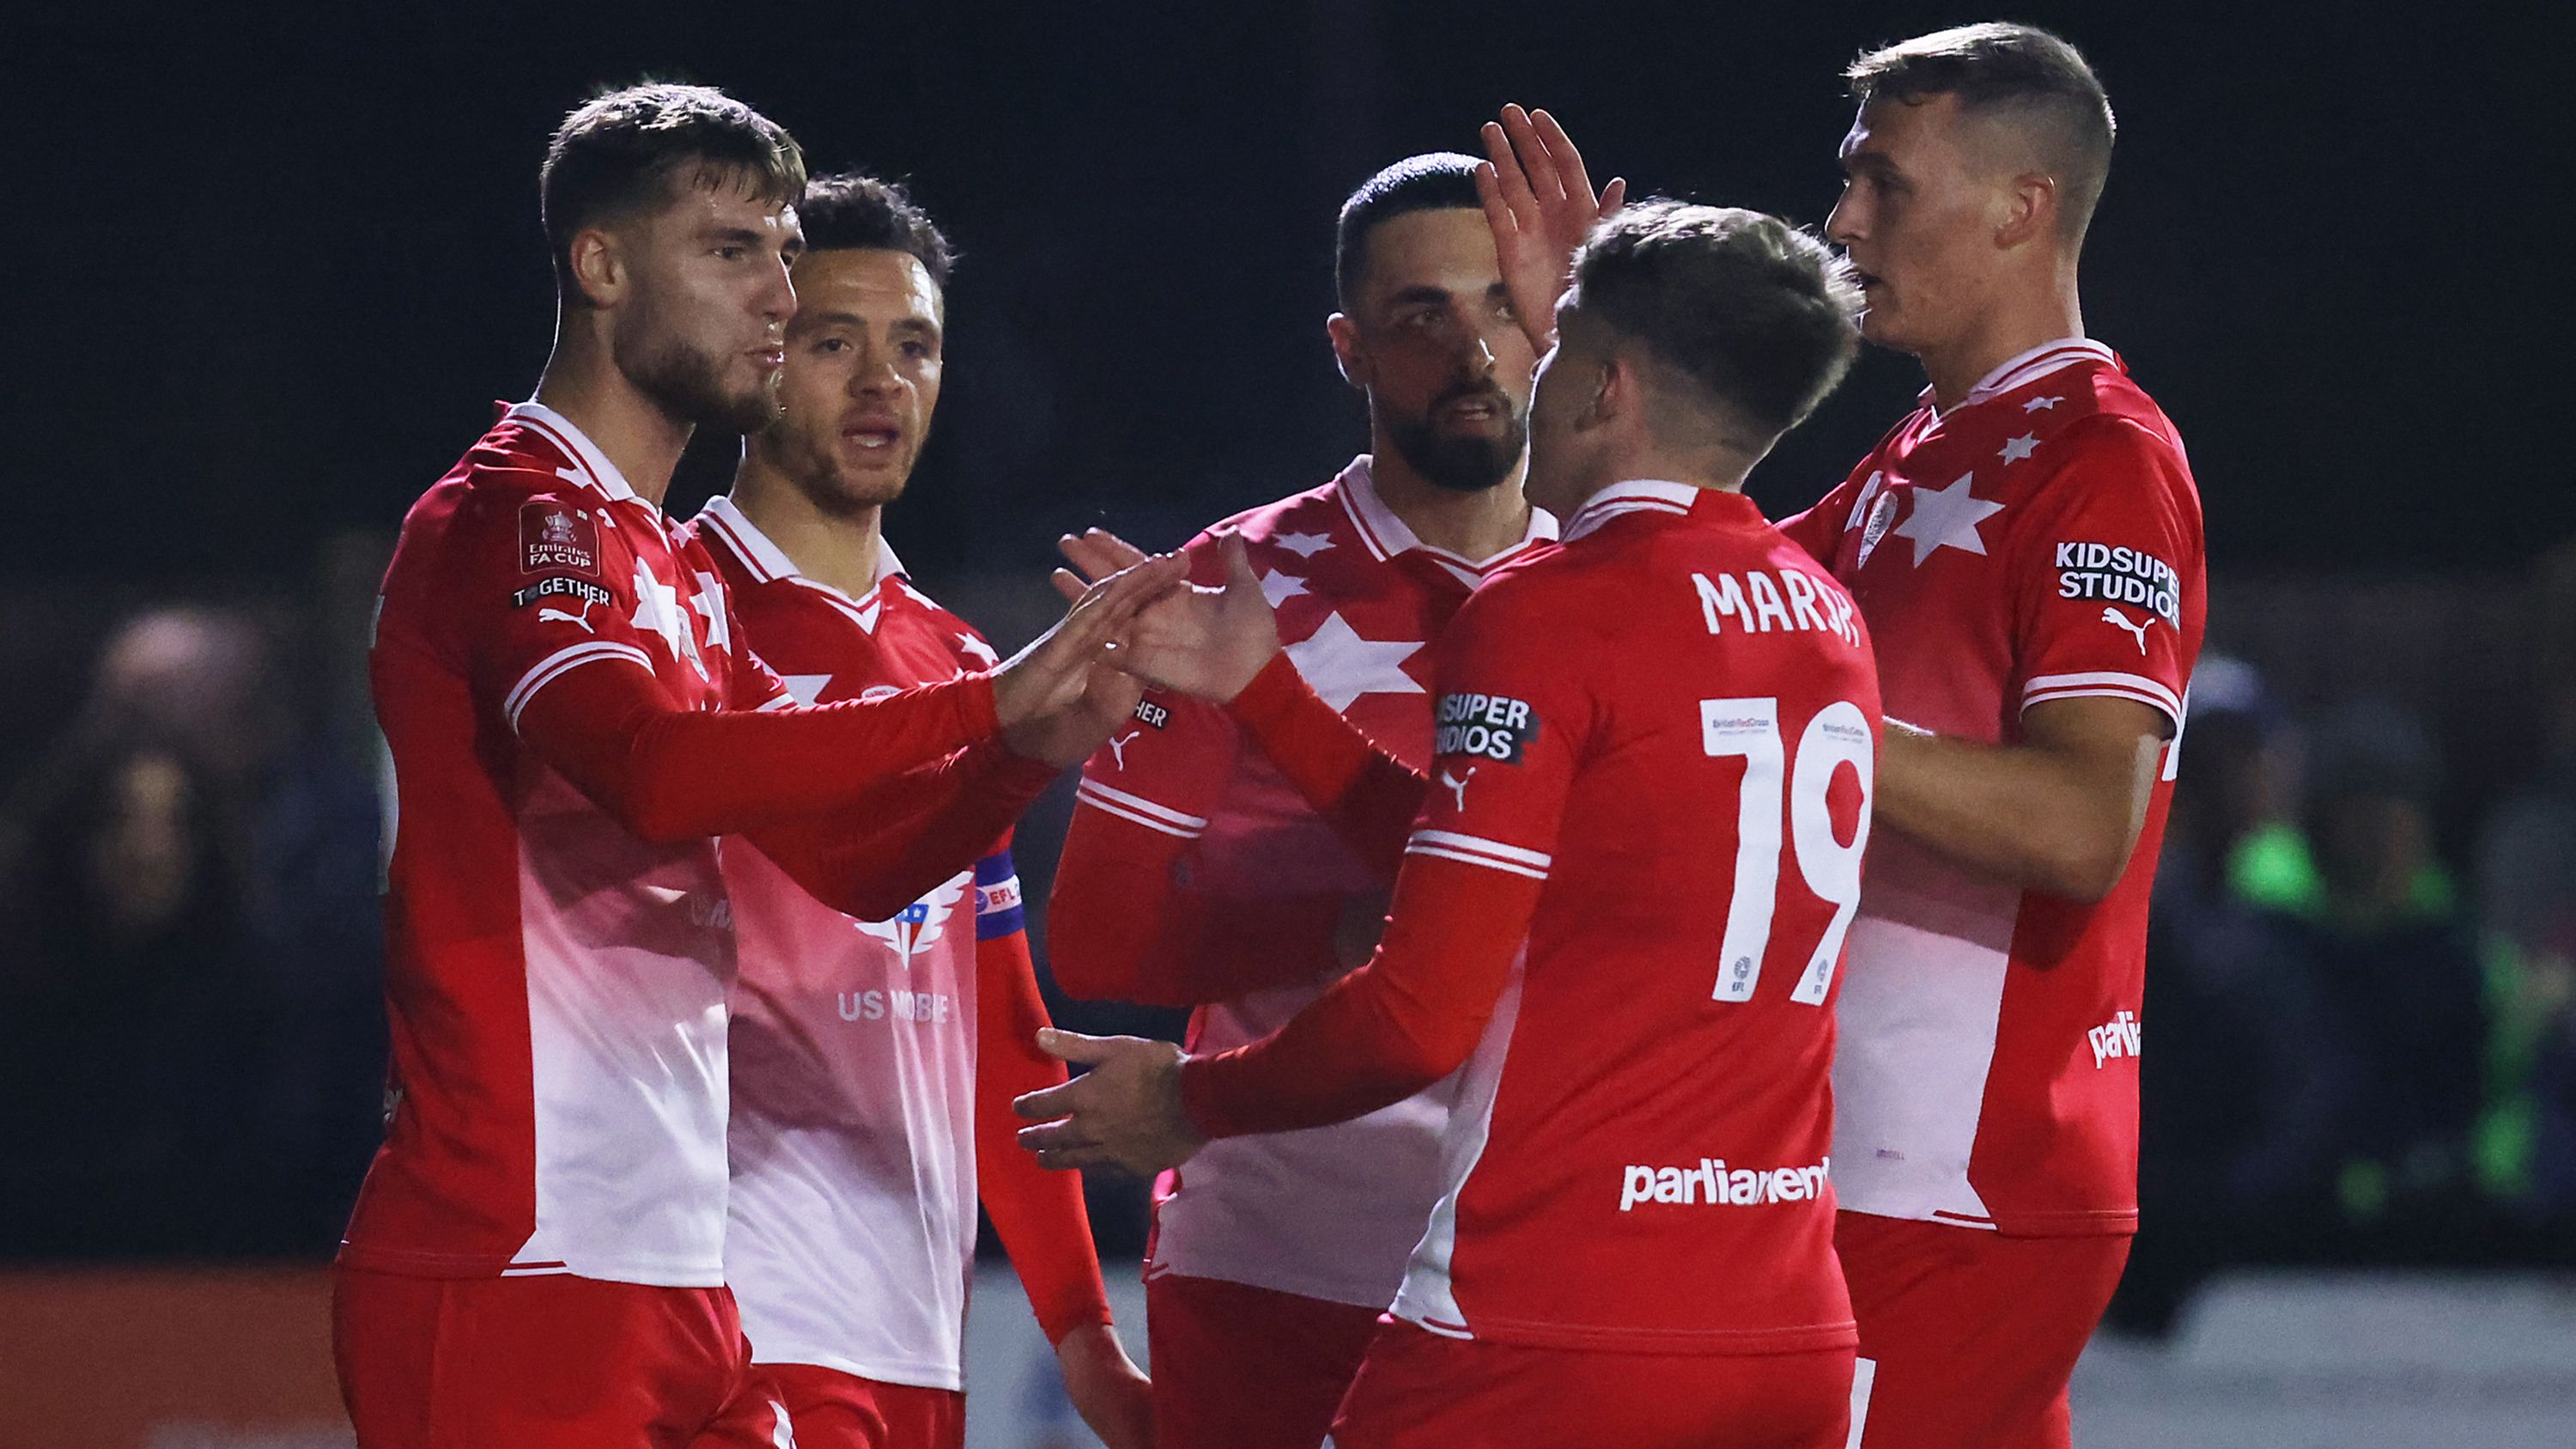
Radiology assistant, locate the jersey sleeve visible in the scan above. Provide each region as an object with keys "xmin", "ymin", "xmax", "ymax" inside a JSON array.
[
  {"xmin": 972, "ymin": 847, "xmax": 1116, "ymax": 1346},
  {"xmin": 2007, "ymin": 416, "xmax": 2203, "ymax": 736},
  {"xmin": 1772, "ymin": 455, "xmax": 1884, "ymax": 568},
  {"xmin": 1048, "ymin": 692, "xmax": 1352, "ymax": 1006},
  {"xmin": 1180, "ymin": 581, "xmax": 1597, "ymax": 1136},
  {"xmin": 445, "ymin": 484, "xmax": 675, "ymax": 728}
]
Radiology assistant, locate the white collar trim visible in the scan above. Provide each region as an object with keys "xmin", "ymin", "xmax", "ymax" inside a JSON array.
[
  {"xmin": 696, "ymin": 494, "xmax": 905, "ymax": 597},
  {"xmin": 1562, "ymin": 478, "xmax": 1700, "ymax": 543},
  {"xmin": 1923, "ymin": 338, "xmax": 2117, "ymax": 415},
  {"xmin": 1332, "ymin": 455, "xmax": 1559, "ymax": 583},
  {"xmin": 504, "ymin": 400, "xmax": 641, "ymax": 503}
]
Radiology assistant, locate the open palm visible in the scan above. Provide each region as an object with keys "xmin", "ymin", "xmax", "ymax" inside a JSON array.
[{"xmin": 1055, "ymin": 530, "xmax": 1281, "ymax": 703}]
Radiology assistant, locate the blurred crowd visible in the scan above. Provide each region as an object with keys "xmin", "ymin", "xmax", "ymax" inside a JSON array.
[{"xmin": 3, "ymin": 534, "xmax": 2569, "ymax": 1330}]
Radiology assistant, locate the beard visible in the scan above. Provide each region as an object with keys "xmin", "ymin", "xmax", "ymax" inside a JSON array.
[
  {"xmin": 754, "ymin": 417, "xmax": 910, "ymax": 515},
  {"xmin": 620, "ymin": 320, "xmax": 783, "ymax": 435},
  {"xmin": 1383, "ymin": 382, "xmax": 1527, "ymax": 494}
]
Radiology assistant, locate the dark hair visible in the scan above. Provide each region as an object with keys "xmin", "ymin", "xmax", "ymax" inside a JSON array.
[
  {"xmin": 541, "ymin": 82, "xmax": 806, "ymax": 296},
  {"xmin": 1846, "ymin": 23, "xmax": 2115, "ymax": 240},
  {"xmin": 1567, "ymin": 201, "xmax": 1861, "ymax": 439},
  {"xmin": 794, "ymin": 172, "xmax": 956, "ymax": 287},
  {"xmin": 1334, "ymin": 153, "xmax": 1485, "ymax": 307}
]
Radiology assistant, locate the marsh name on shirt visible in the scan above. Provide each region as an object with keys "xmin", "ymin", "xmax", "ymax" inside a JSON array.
[
  {"xmin": 1692, "ymin": 569, "xmax": 1859, "ymax": 648},
  {"xmin": 2054, "ymin": 542, "xmax": 2180, "ymax": 624},
  {"xmin": 1619, "ymin": 1156, "xmax": 1833, "ymax": 1211}
]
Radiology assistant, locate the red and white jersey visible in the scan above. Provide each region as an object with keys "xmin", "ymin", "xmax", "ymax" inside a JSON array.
[
  {"xmin": 690, "ymin": 496, "xmax": 1014, "ymax": 1388},
  {"xmin": 1777, "ymin": 338, "xmax": 2206, "ymax": 1236},
  {"xmin": 348, "ymin": 402, "xmax": 788, "ymax": 1286},
  {"xmin": 1069, "ymin": 456, "xmax": 1554, "ymax": 1308},
  {"xmin": 1189, "ymin": 482, "xmax": 1880, "ymax": 1351}
]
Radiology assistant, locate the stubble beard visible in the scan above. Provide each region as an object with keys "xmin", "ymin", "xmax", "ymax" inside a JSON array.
[{"xmin": 1383, "ymin": 389, "xmax": 1528, "ymax": 495}]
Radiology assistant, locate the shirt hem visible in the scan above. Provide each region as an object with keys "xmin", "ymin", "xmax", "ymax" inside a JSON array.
[
  {"xmin": 1835, "ymin": 1204, "xmax": 2139, "ymax": 1237},
  {"xmin": 746, "ymin": 1346, "xmax": 963, "ymax": 1394},
  {"xmin": 335, "ymin": 1241, "xmax": 726, "ymax": 1286},
  {"xmin": 1391, "ymin": 1306, "xmax": 1857, "ymax": 1356}
]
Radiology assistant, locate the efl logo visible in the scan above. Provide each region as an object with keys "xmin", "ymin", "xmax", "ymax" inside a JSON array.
[
  {"xmin": 1619, "ymin": 1156, "xmax": 1832, "ymax": 1211},
  {"xmin": 2087, "ymin": 1010, "xmax": 2142, "ymax": 1068}
]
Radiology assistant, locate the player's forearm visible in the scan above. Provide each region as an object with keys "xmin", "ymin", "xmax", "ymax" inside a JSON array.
[
  {"xmin": 519, "ymin": 662, "xmax": 999, "ymax": 842},
  {"xmin": 1876, "ymin": 721, "xmax": 2152, "ymax": 902},
  {"xmin": 1179, "ymin": 856, "xmax": 1529, "ymax": 1136},
  {"xmin": 1226, "ymin": 654, "xmax": 1426, "ymax": 873},
  {"xmin": 975, "ymin": 931, "xmax": 1116, "ymax": 1344},
  {"xmin": 748, "ymin": 742, "xmax": 1058, "ymax": 921}
]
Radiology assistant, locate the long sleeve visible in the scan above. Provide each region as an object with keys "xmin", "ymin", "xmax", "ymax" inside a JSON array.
[
  {"xmin": 514, "ymin": 654, "xmax": 1001, "ymax": 843},
  {"xmin": 973, "ymin": 853, "xmax": 1115, "ymax": 1344},
  {"xmin": 740, "ymin": 743, "xmax": 1060, "ymax": 922}
]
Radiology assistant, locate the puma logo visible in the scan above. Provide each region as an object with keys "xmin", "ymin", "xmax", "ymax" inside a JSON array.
[
  {"xmin": 540, "ymin": 600, "xmax": 599, "ymax": 633},
  {"xmin": 2099, "ymin": 606, "xmax": 2150, "ymax": 654},
  {"xmin": 1441, "ymin": 766, "xmax": 1477, "ymax": 812},
  {"xmin": 1106, "ymin": 731, "xmax": 1142, "ymax": 770}
]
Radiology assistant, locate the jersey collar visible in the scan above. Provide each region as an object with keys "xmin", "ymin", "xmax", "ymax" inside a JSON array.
[
  {"xmin": 1332, "ymin": 454, "xmax": 1559, "ymax": 585},
  {"xmin": 1561, "ymin": 478, "xmax": 1759, "ymax": 543},
  {"xmin": 503, "ymin": 400, "xmax": 641, "ymax": 503},
  {"xmin": 696, "ymin": 494, "xmax": 907, "ymax": 596},
  {"xmin": 1922, "ymin": 337, "xmax": 2119, "ymax": 417}
]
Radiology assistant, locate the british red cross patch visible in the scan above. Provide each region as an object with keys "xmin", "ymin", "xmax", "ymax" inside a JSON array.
[{"xmin": 520, "ymin": 502, "xmax": 601, "ymax": 578}]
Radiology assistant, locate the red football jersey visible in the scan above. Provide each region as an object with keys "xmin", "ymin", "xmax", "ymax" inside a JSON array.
[
  {"xmin": 690, "ymin": 497, "xmax": 1103, "ymax": 1388},
  {"xmin": 1188, "ymin": 481, "xmax": 1882, "ymax": 1354},
  {"xmin": 349, "ymin": 402, "xmax": 790, "ymax": 1285},
  {"xmin": 1777, "ymin": 338, "xmax": 2206, "ymax": 1236},
  {"xmin": 1050, "ymin": 457, "xmax": 1554, "ymax": 1309}
]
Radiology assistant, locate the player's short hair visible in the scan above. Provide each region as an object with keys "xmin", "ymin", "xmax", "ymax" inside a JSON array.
[
  {"xmin": 1566, "ymin": 201, "xmax": 1862, "ymax": 441},
  {"xmin": 1334, "ymin": 153, "xmax": 1485, "ymax": 308},
  {"xmin": 794, "ymin": 173, "xmax": 956, "ymax": 288},
  {"xmin": 1846, "ymin": 23, "xmax": 2115, "ymax": 241},
  {"xmin": 541, "ymin": 82, "xmax": 807, "ymax": 296}
]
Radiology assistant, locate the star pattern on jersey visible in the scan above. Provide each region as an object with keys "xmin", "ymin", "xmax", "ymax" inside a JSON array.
[
  {"xmin": 630, "ymin": 559, "xmax": 693, "ymax": 662},
  {"xmin": 1260, "ymin": 569, "xmax": 1308, "ymax": 607},
  {"xmin": 1274, "ymin": 531, "xmax": 1335, "ymax": 558},
  {"xmin": 1893, "ymin": 472, "xmax": 2007, "ymax": 565},
  {"xmin": 955, "ymin": 633, "xmax": 1000, "ymax": 667},
  {"xmin": 2023, "ymin": 395, "xmax": 2063, "ymax": 412},
  {"xmin": 1285, "ymin": 610, "xmax": 1425, "ymax": 711},
  {"xmin": 1999, "ymin": 434, "xmax": 2038, "ymax": 466},
  {"xmin": 779, "ymin": 674, "xmax": 833, "ymax": 706},
  {"xmin": 689, "ymin": 572, "xmax": 730, "ymax": 654}
]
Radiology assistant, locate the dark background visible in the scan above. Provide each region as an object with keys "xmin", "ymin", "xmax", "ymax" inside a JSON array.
[{"xmin": 8, "ymin": 3, "xmax": 2555, "ymax": 583}]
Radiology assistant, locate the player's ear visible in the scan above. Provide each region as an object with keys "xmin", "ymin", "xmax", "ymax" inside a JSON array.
[
  {"xmin": 567, "ymin": 227, "xmax": 625, "ymax": 309},
  {"xmin": 1327, "ymin": 313, "xmax": 1369, "ymax": 392},
  {"xmin": 1579, "ymin": 351, "xmax": 1625, "ymax": 433},
  {"xmin": 1994, "ymin": 173, "xmax": 2056, "ymax": 251}
]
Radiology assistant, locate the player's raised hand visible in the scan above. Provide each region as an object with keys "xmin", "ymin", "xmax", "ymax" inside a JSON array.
[
  {"xmin": 1055, "ymin": 530, "xmax": 1281, "ymax": 703},
  {"xmin": 994, "ymin": 552, "xmax": 1186, "ymax": 747},
  {"xmin": 1012, "ymin": 1027, "xmax": 1203, "ymax": 1176},
  {"xmin": 1476, "ymin": 104, "xmax": 1625, "ymax": 353}
]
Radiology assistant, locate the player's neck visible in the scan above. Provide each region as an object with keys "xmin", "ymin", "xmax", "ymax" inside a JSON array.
[
  {"xmin": 533, "ymin": 332, "xmax": 693, "ymax": 509},
  {"xmin": 1919, "ymin": 271, "xmax": 2085, "ymax": 413},
  {"xmin": 728, "ymin": 454, "xmax": 889, "ymax": 598},
  {"xmin": 1364, "ymin": 447, "xmax": 1536, "ymax": 563}
]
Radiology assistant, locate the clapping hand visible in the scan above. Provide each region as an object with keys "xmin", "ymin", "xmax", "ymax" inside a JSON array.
[{"xmin": 1054, "ymin": 529, "xmax": 1283, "ymax": 704}]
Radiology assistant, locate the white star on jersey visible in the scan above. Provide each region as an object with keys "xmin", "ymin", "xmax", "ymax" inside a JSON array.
[
  {"xmin": 2024, "ymin": 395, "xmax": 2063, "ymax": 412},
  {"xmin": 779, "ymin": 674, "xmax": 833, "ymax": 706},
  {"xmin": 1894, "ymin": 472, "xmax": 2007, "ymax": 565},
  {"xmin": 689, "ymin": 572, "xmax": 730, "ymax": 653},
  {"xmin": 1260, "ymin": 570, "xmax": 1308, "ymax": 607},
  {"xmin": 1999, "ymin": 435, "xmax": 2038, "ymax": 465},
  {"xmin": 1285, "ymin": 610, "xmax": 1425, "ymax": 711},
  {"xmin": 631, "ymin": 559, "xmax": 693, "ymax": 662},
  {"xmin": 955, "ymin": 633, "xmax": 999, "ymax": 667},
  {"xmin": 1274, "ymin": 532, "xmax": 1335, "ymax": 558}
]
